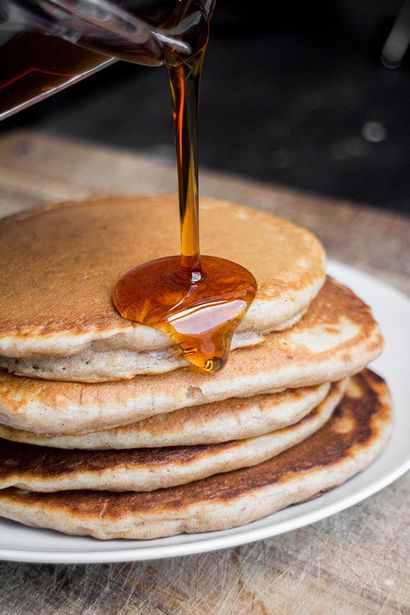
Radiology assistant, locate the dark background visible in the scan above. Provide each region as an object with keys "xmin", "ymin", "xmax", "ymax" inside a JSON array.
[{"xmin": 2, "ymin": 0, "xmax": 409, "ymax": 214}]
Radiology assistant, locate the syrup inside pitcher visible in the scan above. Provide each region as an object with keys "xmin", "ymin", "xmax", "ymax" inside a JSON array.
[{"xmin": 0, "ymin": 0, "xmax": 214, "ymax": 118}]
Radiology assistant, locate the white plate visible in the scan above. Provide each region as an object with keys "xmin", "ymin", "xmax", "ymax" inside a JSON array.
[{"xmin": 0, "ymin": 261, "xmax": 409, "ymax": 564}]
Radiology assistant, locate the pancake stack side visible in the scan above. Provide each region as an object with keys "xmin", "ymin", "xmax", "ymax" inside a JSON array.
[{"xmin": 0, "ymin": 196, "xmax": 391, "ymax": 539}]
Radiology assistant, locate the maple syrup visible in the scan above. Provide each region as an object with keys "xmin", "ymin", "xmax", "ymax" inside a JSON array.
[
  {"xmin": 0, "ymin": 0, "xmax": 257, "ymax": 372},
  {"xmin": 0, "ymin": 33, "xmax": 113, "ymax": 119},
  {"xmin": 113, "ymin": 256, "xmax": 256, "ymax": 372}
]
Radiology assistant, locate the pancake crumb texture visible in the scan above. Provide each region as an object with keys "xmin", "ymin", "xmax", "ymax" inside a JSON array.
[{"xmin": 0, "ymin": 382, "xmax": 335, "ymax": 449}]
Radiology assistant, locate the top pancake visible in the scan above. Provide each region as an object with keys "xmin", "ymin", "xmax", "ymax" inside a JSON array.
[{"xmin": 0, "ymin": 195, "xmax": 325, "ymax": 359}]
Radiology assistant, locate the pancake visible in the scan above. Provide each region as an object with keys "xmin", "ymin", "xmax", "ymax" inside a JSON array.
[
  {"xmin": 0, "ymin": 195, "xmax": 325, "ymax": 381},
  {"xmin": 0, "ymin": 380, "xmax": 345, "ymax": 492},
  {"xmin": 0, "ymin": 278, "xmax": 383, "ymax": 435},
  {"xmin": 0, "ymin": 381, "xmax": 336, "ymax": 449},
  {"xmin": 0, "ymin": 371, "xmax": 392, "ymax": 539},
  {"xmin": 0, "ymin": 328, "xmax": 273, "ymax": 382}
]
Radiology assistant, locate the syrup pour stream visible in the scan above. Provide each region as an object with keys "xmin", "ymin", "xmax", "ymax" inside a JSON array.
[{"xmin": 112, "ymin": 5, "xmax": 257, "ymax": 373}]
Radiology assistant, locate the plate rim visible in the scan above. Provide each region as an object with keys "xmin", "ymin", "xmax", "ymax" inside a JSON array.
[{"xmin": 0, "ymin": 260, "xmax": 409, "ymax": 564}]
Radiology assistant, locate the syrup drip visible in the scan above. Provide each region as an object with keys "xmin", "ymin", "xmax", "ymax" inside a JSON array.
[{"xmin": 112, "ymin": 255, "xmax": 256, "ymax": 372}]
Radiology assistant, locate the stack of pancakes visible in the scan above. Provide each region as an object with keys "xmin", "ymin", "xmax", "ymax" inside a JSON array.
[{"xmin": 0, "ymin": 196, "xmax": 392, "ymax": 539}]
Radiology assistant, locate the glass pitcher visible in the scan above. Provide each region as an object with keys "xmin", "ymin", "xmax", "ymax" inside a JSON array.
[{"xmin": 0, "ymin": 0, "xmax": 214, "ymax": 119}]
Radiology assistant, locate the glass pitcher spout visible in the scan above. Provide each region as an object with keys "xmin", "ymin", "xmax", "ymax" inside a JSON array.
[{"xmin": 0, "ymin": 0, "xmax": 214, "ymax": 119}]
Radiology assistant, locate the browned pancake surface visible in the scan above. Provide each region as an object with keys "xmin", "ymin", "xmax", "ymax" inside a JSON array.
[
  {"xmin": 0, "ymin": 381, "xmax": 342, "ymax": 484},
  {"xmin": 0, "ymin": 370, "xmax": 391, "ymax": 518}
]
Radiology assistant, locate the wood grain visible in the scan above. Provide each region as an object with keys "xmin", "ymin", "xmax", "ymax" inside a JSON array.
[{"xmin": 0, "ymin": 130, "xmax": 408, "ymax": 614}]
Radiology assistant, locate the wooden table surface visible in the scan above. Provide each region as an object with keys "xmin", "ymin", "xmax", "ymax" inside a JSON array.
[{"xmin": 0, "ymin": 131, "xmax": 409, "ymax": 614}]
